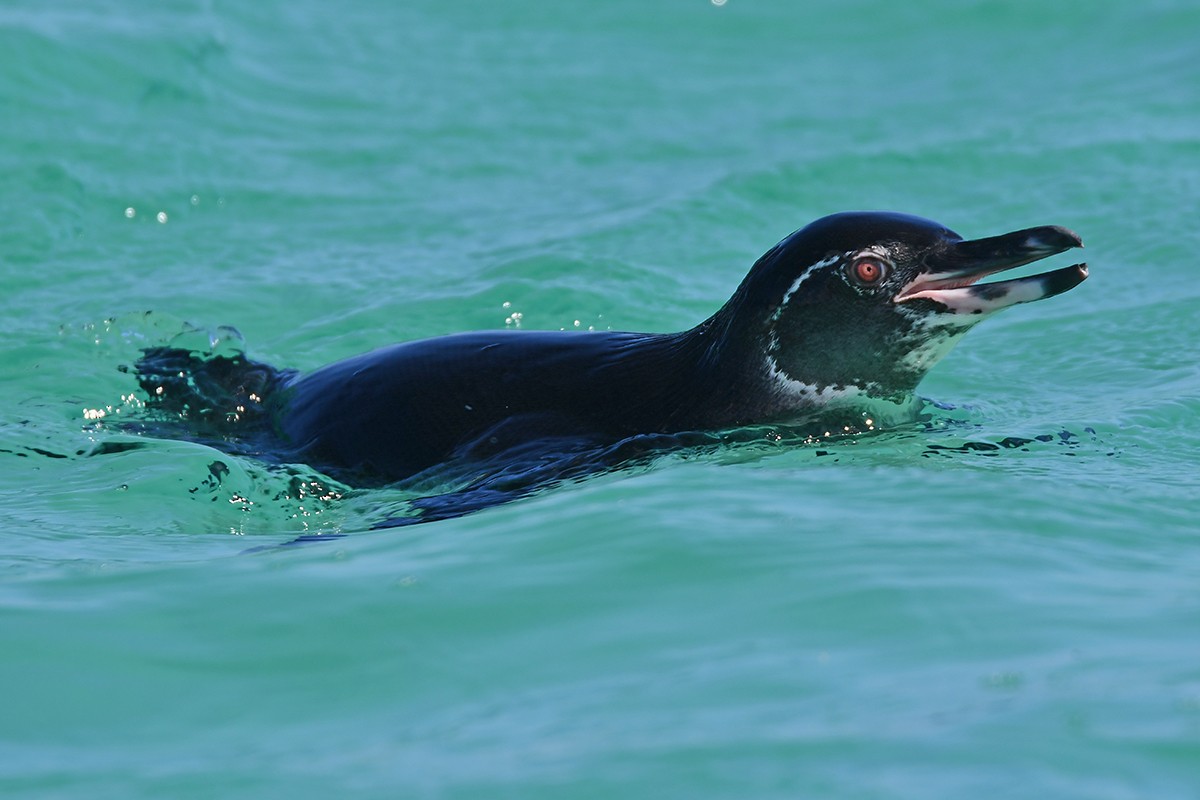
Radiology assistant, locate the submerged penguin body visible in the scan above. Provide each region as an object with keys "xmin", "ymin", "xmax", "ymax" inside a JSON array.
[{"xmin": 276, "ymin": 329, "xmax": 737, "ymax": 481}]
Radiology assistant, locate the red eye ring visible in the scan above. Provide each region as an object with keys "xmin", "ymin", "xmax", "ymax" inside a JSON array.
[{"xmin": 851, "ymin": 257, "xmax": 887, "ymax": 286}]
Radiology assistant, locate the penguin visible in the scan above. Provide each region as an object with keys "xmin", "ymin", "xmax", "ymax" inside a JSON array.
[{"xmin": 133, "ymin": 211, "xmax": 1087, "ymax": 525}]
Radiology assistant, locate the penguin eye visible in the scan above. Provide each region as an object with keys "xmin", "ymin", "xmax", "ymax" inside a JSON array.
[{"xmin": 849, "ymin": 257, "xmax": 887, "ymax": 287}]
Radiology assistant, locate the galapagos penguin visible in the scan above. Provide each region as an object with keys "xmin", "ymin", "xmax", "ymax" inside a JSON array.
[{"xmin": 133, "ymin": 212, "xmax": 1087, "ymax": 525}]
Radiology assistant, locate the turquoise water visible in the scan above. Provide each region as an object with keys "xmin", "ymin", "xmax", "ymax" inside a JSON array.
[{"xmin": 3, "ymin": 0, "xmax": 1199, "ymax": 796}]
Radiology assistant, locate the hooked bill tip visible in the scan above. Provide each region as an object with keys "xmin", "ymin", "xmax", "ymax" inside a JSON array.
[{"xmin": 1024, "ymin": 226, "xmax": 1083, "ymax": 252}]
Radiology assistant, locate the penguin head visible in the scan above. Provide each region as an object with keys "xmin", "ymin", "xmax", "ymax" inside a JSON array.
[{"xmin": 729, "ymin": 211, "xmax": 1086, "ymax": 409}]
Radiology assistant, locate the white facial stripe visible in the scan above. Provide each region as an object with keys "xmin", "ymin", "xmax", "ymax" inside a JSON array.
[
  {"xmin": 761, "ymin": 352, "xmax": 924, "ymax": 427},
  {"xmin": 763, "ymin": 253, "xmax": 845, "ymax": 400},
  {"xmin": 767, "ymin": 254, "xmax": 842, "ymax": 326},
  {"xmin": 765, "ymin": 358, "xmax": 870, "ymax": 403},
  {"xmin": 764, "ymin": 327, "xmax": 883, "ymax": 403}
]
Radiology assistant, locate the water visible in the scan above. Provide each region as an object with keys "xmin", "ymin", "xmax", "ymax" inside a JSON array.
[{"xmin": 2, "ymin": 0, "xmax": 1198, "ymax": 796}]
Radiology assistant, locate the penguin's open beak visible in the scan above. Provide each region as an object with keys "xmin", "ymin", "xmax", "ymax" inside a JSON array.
[{"xmin": 896, "ymin": 225, "xmax": 1087, "ymax": 314}]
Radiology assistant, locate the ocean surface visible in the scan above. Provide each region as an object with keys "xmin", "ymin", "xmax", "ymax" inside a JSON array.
[{"xmin": 2, "ymin": 1, "xmax": 1198, "ymax": 797}]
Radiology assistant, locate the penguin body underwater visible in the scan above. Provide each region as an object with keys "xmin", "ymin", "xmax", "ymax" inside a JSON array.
[{"xmin": 133, "ymin": 212, "xmax": 1087, "ymax": 524}]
